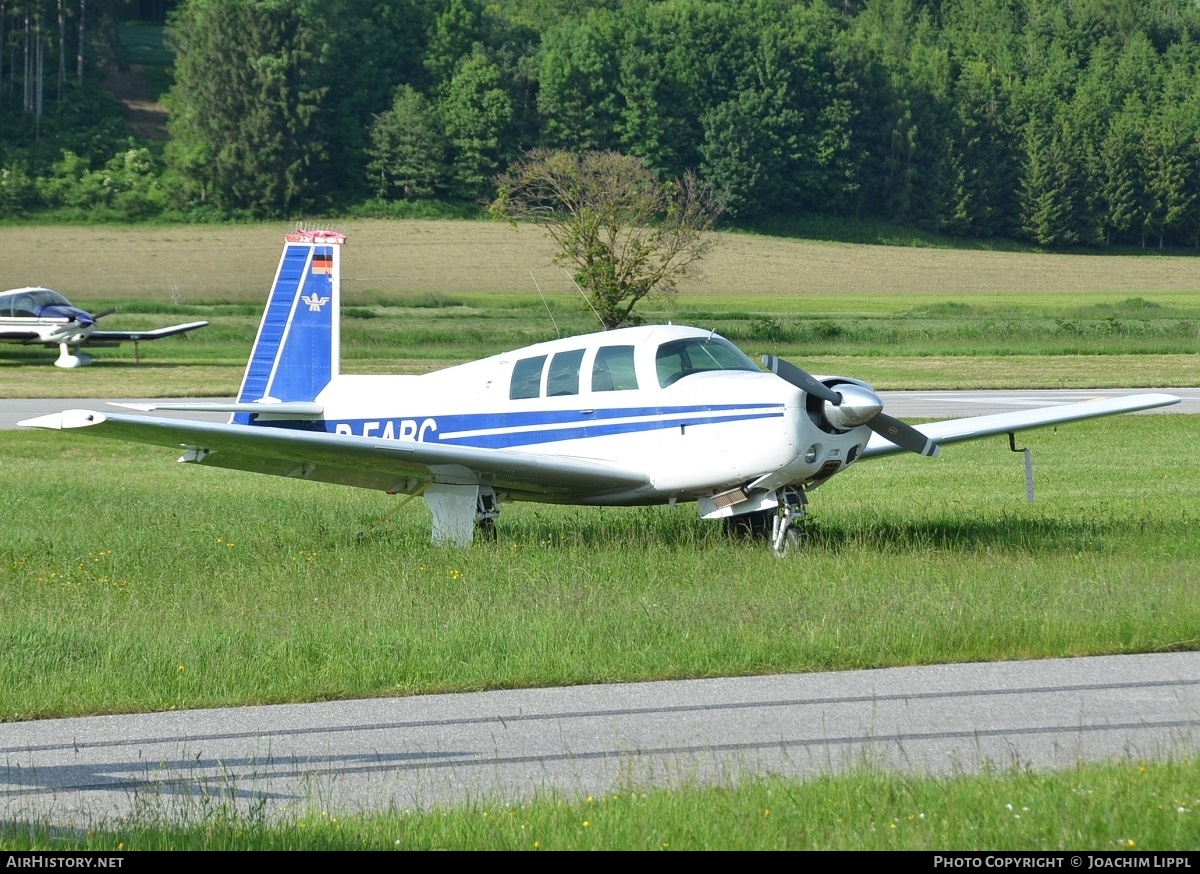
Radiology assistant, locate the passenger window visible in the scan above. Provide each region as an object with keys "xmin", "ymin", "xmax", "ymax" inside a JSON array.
[
  {"xmin": 592, "ymin": 345, "xmax": 639, "ymax": 392},
  {"xmin": 546, "ymin": 349, "xmax": 585, "ymax": 396},
  {"xmin": 510, "ymin": 355, "xmax": 546, "ymax": 399}
]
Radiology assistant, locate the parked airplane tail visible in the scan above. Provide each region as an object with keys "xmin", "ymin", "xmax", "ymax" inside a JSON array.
[{"xmin": 232, "ymin": 229, "xmax": 345, "ymax": 423}]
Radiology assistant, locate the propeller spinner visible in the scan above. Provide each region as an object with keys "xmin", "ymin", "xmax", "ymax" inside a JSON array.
[{"xmin": 762, "ymin": 354, "xmax": 940, "ymax": 458}]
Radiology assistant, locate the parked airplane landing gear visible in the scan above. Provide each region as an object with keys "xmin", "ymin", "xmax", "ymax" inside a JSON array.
[
  {"xmin": 771, "ymin": 486, "xmax": 808, "ymax": 557},
  {"xmin": 721, "ymin": 486, "xmax": 808, "ymax": 555},
  {"xmin": 55, "ymin": 344, "xmax": 92, "ymax": 368},
  {"xmin": 476, "ymin": 489, "xmax": 500, "ymax": 541}
]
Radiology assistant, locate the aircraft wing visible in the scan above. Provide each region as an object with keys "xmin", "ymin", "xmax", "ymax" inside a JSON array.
[
  {"xmin": 861, "ymin": 392, "xmax": 1180, "ymax": 459},
  {"xmin": 18, "ymin": 410, "xmax": 650, "ymax": 498},
  {"xmin": 87, "ymin": 321, "xmax": 209, "ymax": 343}
]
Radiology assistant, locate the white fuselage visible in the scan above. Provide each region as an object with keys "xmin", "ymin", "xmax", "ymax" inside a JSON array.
[{"xmin": 290, "ymin": 325, "xmax": 870, "ymax": 510}]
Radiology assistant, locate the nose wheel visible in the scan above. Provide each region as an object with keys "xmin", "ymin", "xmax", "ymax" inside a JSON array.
[
  {"xmin": 771, "ymin": 486, "xmax": 808, "ymax": 557},
  {"xmin": 55, "ymin": 344, "xmax": 92, "ymax": 368}
]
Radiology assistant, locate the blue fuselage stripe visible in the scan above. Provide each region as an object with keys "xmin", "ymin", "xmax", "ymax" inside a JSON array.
[{"xmin": 255, "ymin": 403, "xmax": 785, "ymax": 449}]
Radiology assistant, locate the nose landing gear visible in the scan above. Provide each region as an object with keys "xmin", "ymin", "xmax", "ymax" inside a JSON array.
[
  {"xmin": 722, "ymin": 486, "xmax": 808, "ymax": 556},
  {"xmin": 771, "ymin": 485, "xmax": 808, "ymax": 557}
]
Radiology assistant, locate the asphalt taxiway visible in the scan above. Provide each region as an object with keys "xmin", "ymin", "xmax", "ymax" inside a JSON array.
[{"xmin": 2, "ymin": 653, "xmax": 1197, "ymax": 823}]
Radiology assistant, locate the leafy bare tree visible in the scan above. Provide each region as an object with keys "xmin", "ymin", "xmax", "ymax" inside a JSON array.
[{"xmin": 491, "ymin": 149, "xmax": 724, "ymax": 329}]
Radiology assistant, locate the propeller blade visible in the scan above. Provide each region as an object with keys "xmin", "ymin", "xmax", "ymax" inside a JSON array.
[
  {"xmin": 92, "ymin": 306, "xmax": 120, "ymax": 320},
  {"xmin": 866, "ymin": 413, "xmax": 940, "ymax": 457},
  {"xmin": 761, "ymin": 354, "xmax": 842, "ymax": 405}
]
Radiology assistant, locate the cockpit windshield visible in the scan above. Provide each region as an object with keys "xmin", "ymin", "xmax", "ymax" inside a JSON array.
[
  {"xmin": 655, "ymin": 336, "xmax": 760, "ymax": 387},
  {"xmin": 2, "ymin": 289, "xmax": 72, "ymax": 317}
]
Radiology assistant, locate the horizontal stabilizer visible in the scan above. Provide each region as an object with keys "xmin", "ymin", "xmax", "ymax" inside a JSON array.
[{"xmin": 111, "ymin": 401, "xmax": 323, "ymax": 417}]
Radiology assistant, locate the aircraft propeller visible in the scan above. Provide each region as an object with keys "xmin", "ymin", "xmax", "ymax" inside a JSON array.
[{"xmin": 762, "ymin": 354, "xmax": 940, "ymax": 457}]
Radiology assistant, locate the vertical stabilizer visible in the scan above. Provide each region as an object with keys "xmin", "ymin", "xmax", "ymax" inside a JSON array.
[{"xmin": 234, "ymin": 229, "xmax": 345, "ymax": 423}]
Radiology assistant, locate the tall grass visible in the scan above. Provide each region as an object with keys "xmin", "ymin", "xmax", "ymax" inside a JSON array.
[{"xmin": 2, "ymin": 415, "xmax": 1196, "ymax": 721}]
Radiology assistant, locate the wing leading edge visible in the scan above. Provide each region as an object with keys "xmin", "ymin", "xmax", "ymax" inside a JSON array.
[
  {"xmin": 18, "ymin": 410, "xmax": 650, "ymax": 498},
  {"xmin": 861, "ymin": 392, "xmax": 1180, "ymax": 459}
]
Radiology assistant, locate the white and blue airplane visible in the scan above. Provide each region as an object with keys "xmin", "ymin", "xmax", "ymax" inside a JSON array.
[
  {"xmin": 0, "ymin": 286, "xmax": 208, "ymax": 367},
  {"xmin": 19, "ymin": 229, "xmax": 1180, "ymax": 553}
]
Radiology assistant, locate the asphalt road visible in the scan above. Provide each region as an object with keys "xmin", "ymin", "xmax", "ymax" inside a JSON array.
[
  {"xmin": 2, "ymin": 653, "xmax": 1197, "ymax": 824},
  {"xmin": 3, "ymin": 387, "xmax": 1198, "ymax": 429}
]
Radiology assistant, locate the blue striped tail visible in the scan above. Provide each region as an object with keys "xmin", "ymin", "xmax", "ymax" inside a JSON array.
[{"xmin": 233, "ymin": 229, "xmax": 345, "ymax": 424}]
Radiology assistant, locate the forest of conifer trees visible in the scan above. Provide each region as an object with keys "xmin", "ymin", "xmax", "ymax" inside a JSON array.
[{"xmin": 3, "ymin": 0, "xmax": 1200, "ymax": 248}]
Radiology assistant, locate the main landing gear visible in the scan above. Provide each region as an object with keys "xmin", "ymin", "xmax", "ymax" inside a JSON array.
[
  {"xmin": 475, "ymin": 489, "xmax": 500, "ymax": 541},
  {"xmin": 424, "ymin": 484, "xmax": 502, "ymax": 545}
]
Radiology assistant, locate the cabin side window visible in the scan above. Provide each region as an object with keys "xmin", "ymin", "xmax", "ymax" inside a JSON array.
[
  {"xmin": 591, "ymin": 345, "xmax": 639, "ymax": 392},
  {"xmin": 510, "ymin": 355, "xmax": 547, "ymax": 399},
  {"xmin": 546, "ymin": 349, "xmax": 585, "ymax": 396},
  {"xmin": 9, "ymin": 294, "xmax": 36, "ymax": 317}
]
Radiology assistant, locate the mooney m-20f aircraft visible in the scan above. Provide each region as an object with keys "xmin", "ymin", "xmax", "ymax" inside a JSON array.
[
  {"xmin": 0, "ymin": 286, "xmax": 207, "ymax": 367},
  {"xmin": 20, "ymin": 230, "xmax": 1180, "ymax": 553}
]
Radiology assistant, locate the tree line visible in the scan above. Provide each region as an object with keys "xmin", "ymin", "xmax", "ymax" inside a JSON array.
[{"xmin": 3, "ymin": 0, "xmax": 1200, "ymax": 248}]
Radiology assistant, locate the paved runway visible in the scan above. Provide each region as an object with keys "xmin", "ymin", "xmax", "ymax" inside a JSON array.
[
  {"xmin": 2, "ymin": 653, "xmax": 1197, "ymax": 823},
  {"xmin": 3, "ymin": 388, "xmax": 1197, "ymax": 430}
]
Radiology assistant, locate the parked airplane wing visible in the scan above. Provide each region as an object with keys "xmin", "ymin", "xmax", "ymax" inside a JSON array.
[
  {"xmin": 18, "ymin": 410, "xmax": 651, "ymax": 498},
  {"xmin": 860, "ymin": 393, "xmax": 1180, "ymax": 459},
  {"xmin": 87, "ymin": 321, "xmax": 210, "ymax": 342}
]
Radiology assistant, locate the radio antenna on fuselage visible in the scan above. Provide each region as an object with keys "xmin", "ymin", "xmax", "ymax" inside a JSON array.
[
  {"xmin": 529, "ymin": 271, "xmax": 560, "ymax": 339},
  {"xmin": 564, "ymin": 269, "xmax": 606, "ymax": 331}
]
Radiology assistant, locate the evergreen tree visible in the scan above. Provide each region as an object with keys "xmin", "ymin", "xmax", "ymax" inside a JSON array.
[
  {"xmin": 366, "ymin": 85, "xmax": 446, "ymax": 200},
  {"xmin": 437, "ymin": 50, "xmax": 513, "ymax": 199},
  {"xmin": 165, "ymin": 0, "xmax": 326, "ymax": 215}
]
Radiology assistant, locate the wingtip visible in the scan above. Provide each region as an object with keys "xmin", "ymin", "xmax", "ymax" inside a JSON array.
[{"xmin": 18, "ymin": 409, "xmax": 107, "ymax": 429}]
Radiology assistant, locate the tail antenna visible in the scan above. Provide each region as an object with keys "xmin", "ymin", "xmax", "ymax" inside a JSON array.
[
  {"xmin": 529, "ymin": 271, "xmax": 561, "ymax": 339},
  {"xmin": 563, "ymin": 270, "xmax": 606, "ymax": 330}
]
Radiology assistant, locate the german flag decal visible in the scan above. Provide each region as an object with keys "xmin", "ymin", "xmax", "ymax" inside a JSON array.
[{"xmin": 312, "ymin": 250, "xmax": 333, "ymax": 275}]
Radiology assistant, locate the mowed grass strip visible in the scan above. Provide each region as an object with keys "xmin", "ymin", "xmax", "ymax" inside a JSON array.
[
  {"xmin": 2, "ymin": 415, "xmax": 1196, "ymax": 721},
  {"xmin": 2, "ymin": 287, "xmax": 1197, "ymax": 396},
  {"xmin": 6, "ymin": 758, "xmax": 1198, "ymax": 850}
]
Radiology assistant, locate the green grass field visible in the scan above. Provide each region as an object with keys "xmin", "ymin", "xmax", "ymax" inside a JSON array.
[{"xmin": 3, "ymin": 415, "xmax": 1196, "ymax": 720}]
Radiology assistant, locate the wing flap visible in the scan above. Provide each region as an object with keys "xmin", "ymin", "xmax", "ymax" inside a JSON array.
[
  {"xmin": 862, "ymin": 393, "xmax": 1180, "ymax": 459},
  {"xmin": 19, "ymin": 410, "xmax": 649, "ymax": 497}
]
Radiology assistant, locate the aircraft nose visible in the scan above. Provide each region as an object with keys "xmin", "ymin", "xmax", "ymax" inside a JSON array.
[
  {"xmin": 39, "ymin": 304, "xmax": 95, "ymax": 325},
  {"xmin": 823, "ymin": 383, "xmax": 883, "ymax": 429}
]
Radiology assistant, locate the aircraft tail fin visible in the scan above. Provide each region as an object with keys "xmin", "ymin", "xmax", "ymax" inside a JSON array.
[{"xmin": 233, "ymin": 228, "xmax": 345, "ymax": 423}]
